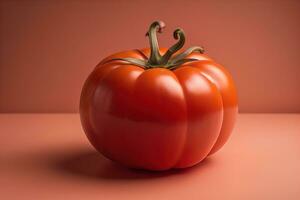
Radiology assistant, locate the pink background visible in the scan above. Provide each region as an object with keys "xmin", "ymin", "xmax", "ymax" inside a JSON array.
[{"xmin": 1, "ymin": 0, "xmax": 300, "ymax": 113}]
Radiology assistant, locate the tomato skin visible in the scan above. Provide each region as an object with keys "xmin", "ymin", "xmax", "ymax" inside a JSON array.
[{"xmin": 80, "ymin": 49, "xmax": 238, "ymax": 170}]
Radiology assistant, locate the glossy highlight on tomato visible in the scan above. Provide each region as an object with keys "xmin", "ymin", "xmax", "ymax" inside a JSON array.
[{"xmin": 80, "ymin": 21, "xmax": 238, "ymax": 171}]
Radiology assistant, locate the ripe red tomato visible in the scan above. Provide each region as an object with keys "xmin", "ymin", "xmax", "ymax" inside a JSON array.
[{"xmin": 80, "ymin": 21, "xmax": 238, "ymax": 170}]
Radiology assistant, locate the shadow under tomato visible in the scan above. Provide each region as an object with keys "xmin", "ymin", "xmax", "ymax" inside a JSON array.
[{"xmin": 50, "ymin": 148, "xmax": 214, "ymax": 180}]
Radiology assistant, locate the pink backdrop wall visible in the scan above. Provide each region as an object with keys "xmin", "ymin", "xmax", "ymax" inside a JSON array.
[{"xmin": 1, "ymin": 0, "xmax": 299, "ymax": 113}]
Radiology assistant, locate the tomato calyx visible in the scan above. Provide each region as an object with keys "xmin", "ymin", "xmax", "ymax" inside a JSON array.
[{"xmin": 106, "ymin": 21, "xmax": 205, "ymax": 70}]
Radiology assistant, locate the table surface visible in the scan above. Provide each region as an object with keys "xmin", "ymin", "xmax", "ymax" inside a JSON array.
[{"xmin": 1, "ymin": 113, "xmax": 300, "ymax": 200}]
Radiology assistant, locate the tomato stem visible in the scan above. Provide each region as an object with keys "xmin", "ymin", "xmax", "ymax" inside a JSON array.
[
  {"xmin": 159, "ymin": 28, "xmax": 185, "ymax": 65},
  {"xmin": 105, "ymin": 21, "xmax": 205, "ymax": 70},
  {"xmin": 146, "ymin": 21, "xmax": 165, "ymax": 65}
]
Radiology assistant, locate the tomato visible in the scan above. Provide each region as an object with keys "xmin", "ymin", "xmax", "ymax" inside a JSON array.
[{"xmin": 80, "ymin": 21, "xmax": 238, "ymax": 170}]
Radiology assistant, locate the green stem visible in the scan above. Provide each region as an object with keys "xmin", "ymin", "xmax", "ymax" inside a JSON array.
[
  {"xmin": 160, "ymin": 28, "xmax": 185, "ymax": 65},
  {"xmin": 104, "ymin": 21, "xmax": 205, "ymax": 70},
  {"xmin": 171, "ymin": 46, "xmax": 205, "ymax": 63},
  {"xmin": 104, "ymin": 58, "xmax": 147, "ymax": 69},
  {"xmin": 146, "ymin": 21, "xmax": 165, "ymax": 65}
]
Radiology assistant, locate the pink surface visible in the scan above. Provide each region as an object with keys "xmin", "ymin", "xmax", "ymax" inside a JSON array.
[
  {"xmin": 1, "ymin": 113, "xmax": 300, "ymax": 199},
  {"xmin": 1, "ymin": 0, "xmax": 300, "ymax": 113}
]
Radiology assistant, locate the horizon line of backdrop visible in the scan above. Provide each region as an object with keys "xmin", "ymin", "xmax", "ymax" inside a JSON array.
[{"xmin": 0, "ymin": 0, "xmax": 300, "ymax": 113}]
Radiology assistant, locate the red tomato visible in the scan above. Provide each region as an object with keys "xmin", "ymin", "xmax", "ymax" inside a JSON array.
[{"xmin": 80, "ymin": 21, "xmax": 238, "ymax": 170}]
